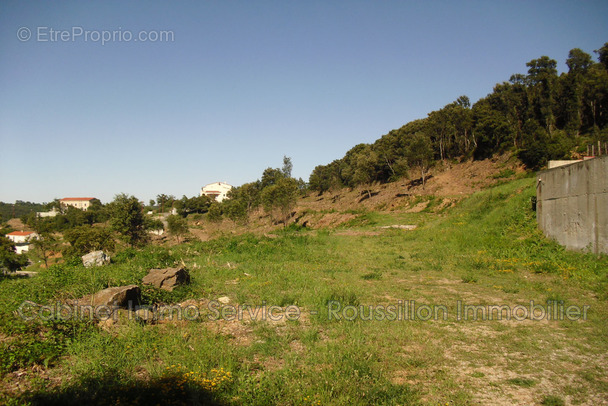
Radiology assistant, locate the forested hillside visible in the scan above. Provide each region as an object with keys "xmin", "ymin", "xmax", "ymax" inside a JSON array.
[
  {"xmin": 309, "ymin": 43, "xmax": 608, "ymax": 192},
  {"xmin": 0, "ymin": 201, "xmax": 45, "ymax": 222}
]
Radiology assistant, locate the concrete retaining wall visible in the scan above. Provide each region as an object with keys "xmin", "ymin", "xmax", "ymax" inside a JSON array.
[{"xmin": 537, "ymin": 155, "xmax": 608, "ymax": 255}]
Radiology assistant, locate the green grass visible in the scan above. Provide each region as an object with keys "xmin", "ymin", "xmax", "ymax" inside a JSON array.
[{"xmin": 1, "ymin": 177, "xmax": 607, "ymax": 405}]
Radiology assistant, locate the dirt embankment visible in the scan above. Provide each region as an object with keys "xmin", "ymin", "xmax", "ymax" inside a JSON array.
[
  {"xmin": 290, "ymin": 154, "xmax": 523, "ymax": 227},
  {"xmin": 185, "ymin": 154, "xmax": 524, "ymax": 240}
]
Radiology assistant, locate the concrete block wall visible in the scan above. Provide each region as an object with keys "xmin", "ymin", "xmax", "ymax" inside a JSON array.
[{"xmin": 537, "ymin": 155, "xmax": 608, "ymax": 255}]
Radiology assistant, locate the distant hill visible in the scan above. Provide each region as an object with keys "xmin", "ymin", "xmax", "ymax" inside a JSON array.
[{"xmin": 0, "ymin": 201, "xmax": 46, "ymax": 222}]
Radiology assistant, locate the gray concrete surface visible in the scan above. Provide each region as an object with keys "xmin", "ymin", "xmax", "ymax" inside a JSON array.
[{"xmin": 537, "ymin": 155, "xmax": 608, "ymax": 255}]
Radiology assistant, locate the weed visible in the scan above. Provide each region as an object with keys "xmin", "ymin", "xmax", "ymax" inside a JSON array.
[
  {"xmin": 461, "ymin": 274, "xmax": 478, "ymax": 284},
  {"xmin": 492, "ymin": 169, "xmax": 516, "ymax": 179},
  {"xmin": 541, "ymin": 395, "xmax": 565, "ymax": 406},
  {"xmin": 506, "ymin": 377, "xmax": 536, "ymax": 387},
  {"xmin": 361, "ymin": 271, "xmax": 382, "ymax": 280},
  {"xmin": 321, "ymin": 289, "xmax": 359, "ymax": 307}
]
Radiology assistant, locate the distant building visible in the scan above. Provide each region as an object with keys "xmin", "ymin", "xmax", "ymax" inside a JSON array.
[
  {"xmin": 60, "ymin": 197, "xmax": 96, "ymax": 211},
  {"xmin": 6, "ymin": 231, "xmax": 38, "ymax": 254},
  {"xmin": 200, "ymin": 182, "xmax": 233, "ymax": 202},
  {"xmin": 37, "ymin": 208, "xmax": 59, "ymax": 218}
]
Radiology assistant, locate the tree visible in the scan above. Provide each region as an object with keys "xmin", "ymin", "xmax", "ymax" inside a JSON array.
[
  {"xmin": 282, "ymin": 156, "xmax": 293, "ymax": 178},
  {"xmin": 405, "ymin": 133, "xmax": 434, "ymax": 188},
  {"xmin": 261, "ymin": 167, "xmax": 285, "ymax": 189},
  {"xmin": 584, "ymin": 61, "xmax": 608, "ymax": 130},
  {"xmin": 83, "ymin": 199, "xmax": 108, "ymax": 225},
  {"xmin": 518, "ymin": 121, "xmax": 550, "ymax": 170},
  {"xmin": 156, "ymin": 194, "xmax": 175, "ymax": 213},
  {"xmin": 32, "ymin": 233, "xmax": 57, "ymax": 268},
  {"xmin": 222, "ymin": 198, "xmax": 248, "ymax": 224},
  {"xmin": 562, "ymin": 48, "xmax": 594, "ymax": 134},
  {"xmin": 108, "ymin": 194, "xmax": 148, "ymax": 247},
  {"xmin": 145, "ymin": 217, "xmax": 164, "ymax": 232},
  {"xmin": 233, "ymin": 182, "xmax": 262, "ymax": 213},
  {"xmin": 490, "ymin": 81, "xmax": 528, "ymax": 148},
  {"xmin": 261, "ymin": 177, "xmax": 298, "ymax": 226},
  {"xmin": 207, "ymin": 202, "xmax": 223, "ymax": 222},
  {"xmin": 63, "ymin": 226, "xmax": 115, "ymax": 258},
  {"xmin": 167, "ymin": 215, "xmax": 189, "ymax": 244},
  {"xmin": 526, "ymin": 56, "xmax": 558, "ymax": 134},
  {"xmin": 296, "ymin": 177, "xmax": 308, "ymax": 196},
  {"xmin": 174, "ymin": 195, "xmax": 213, "ymax": 217},
  {"xmin": 595, "ymin": 42, "xmax": 608, "ymax": 70},
  {"xmin": 309, "ymin": 160, "xmax": 343, "ymax": 193},
  {"xmin": 372, "ymin": 130, "xmax": 409, "ymax": 182},
  {"xmin": 0, "ymin": 236, "xmax": 28, "ymax": 275},
  {"xmin": 472, "ymin": 99, "xmax": 514, "ymax": 159},
  {"xmin": 351, "ymin": 145, "xmax": 378, "ymax": 198}
]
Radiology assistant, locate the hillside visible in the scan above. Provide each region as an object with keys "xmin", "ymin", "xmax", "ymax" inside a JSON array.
[
  {"xmin": 187, "ymin": 153, "xmax": 524, "ymax": 239},
  {"xmin": 307, "ymin": 43, "xmax": 608, "ymax": 197}
]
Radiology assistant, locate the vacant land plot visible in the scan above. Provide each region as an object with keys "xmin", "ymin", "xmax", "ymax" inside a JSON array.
[{"xmin": 1, "ymin": 177, "xmax": 607, "ymax": 405}]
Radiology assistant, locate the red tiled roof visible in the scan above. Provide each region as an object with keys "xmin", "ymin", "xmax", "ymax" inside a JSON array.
[
  {"xmin": 204, "ymin": 191, "xmax": 220, "ymax": 194},
  {"xmin": 7, "ymin": 231, "xmax": 36, "ymax": 236},
  {"xmin": 60, "ymin": 197, "xmax": 95, "ymax": 201}
]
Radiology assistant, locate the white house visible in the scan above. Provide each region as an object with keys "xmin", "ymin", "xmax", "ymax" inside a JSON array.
[
  {"xmin": 200, "ymin": 182, "xmax": 233, "ymax": 202},
  {"xmin": 6, "ymin": 231, "xmax": 39, "ymax": 254},
  {"xmin": 60, "ymin": 197, "xmax": 96, "ymax": 211},
  {"xmin": 37, "ymin": 208, "xmax": 59, "ymax": 218}
]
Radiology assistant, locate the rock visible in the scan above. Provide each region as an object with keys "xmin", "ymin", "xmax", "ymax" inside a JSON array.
[
  {"xmin": 379, "ymin": 225, "xmax": 418, "ymax": 230},
  {"xmin": 14, "ymin": 271, "xmax": 38, "ymax": 278},
  {"xmin": 218, "ymin": 296, "xmax": 230, "ymax": 304},
  {"xmin": 142, "ymin": 267, "xmax": 190, "ymax": 291},
  {"xmin": 74, "ymin": 285, "xmax": 141, "ymax": 309},
  {"xmin": 82, "ymin": 250, "xmax": 110, "ymax": 267}
]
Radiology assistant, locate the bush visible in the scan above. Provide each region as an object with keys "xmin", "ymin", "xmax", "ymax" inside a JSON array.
[
  {"xmin": 207, "ymin": 203, "xmax": 223, "ymax": 223},
  {"xmin": 167, "ymin": 215, "xmax": 188, "ymax": 243}
]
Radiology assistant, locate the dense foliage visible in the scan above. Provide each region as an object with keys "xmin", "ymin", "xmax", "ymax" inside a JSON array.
[
  {"xmin": 22, "ymin": 199, "xmax": 108, "ymax": 233},
  {"xmin": 174, "ymin": 195, "xmax": 213, "ymax": 217},
  {"xmin": 309, "ymin": 43, "xmax": 608, "ymax": 192},
  {"xmin": 62, "ymin": 226, "xmax": 116, "ymax": 258},
  {"xmin": 0, "ymin": 201, "xmax": 45, "ymax": 222}
]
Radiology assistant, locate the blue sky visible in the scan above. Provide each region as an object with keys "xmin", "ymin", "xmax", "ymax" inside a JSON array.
[{"xmin": 1, "ymin": 1, "xmax": 607, "ymax": 204}]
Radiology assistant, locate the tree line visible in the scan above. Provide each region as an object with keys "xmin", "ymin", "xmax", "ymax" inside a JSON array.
[
  {"xmin": 309, "ymin": 43, "xmax": 608, "ymax": 192},
  {"xmin": 0, "ymin": 201, "xmax": 46, "ymax": 222},
  {"xmin": 2, "ymin": 156, "xmax": 305, "ymax": 274}
]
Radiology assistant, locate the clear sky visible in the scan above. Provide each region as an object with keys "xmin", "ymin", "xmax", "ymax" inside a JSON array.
[{"xmin": 1, "ymin": 1, "xmax": 607, "ymax": 204}]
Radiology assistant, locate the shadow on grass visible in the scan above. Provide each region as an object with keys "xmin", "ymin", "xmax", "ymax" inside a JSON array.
[{"xmin": 19, "ymin": 372, "xmax": 229, "ymax": 406}]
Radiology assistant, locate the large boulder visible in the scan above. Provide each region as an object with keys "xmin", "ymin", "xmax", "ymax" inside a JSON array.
[
  {"xmin": 82, "ymin": 250, "xmax": 110, "ymax": 267},
  {"xmin": 74, "ymin": 285, "xmax": 141, "ymax": 308},
  {"xmin": 143, "ymin": 267, "xmax": 190, "ymax": 291}
]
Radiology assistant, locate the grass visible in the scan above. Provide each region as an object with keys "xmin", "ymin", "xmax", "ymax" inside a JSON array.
[{"xmin": 1, "ymin": 177, "xmax": 607, "ymax": 405}]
